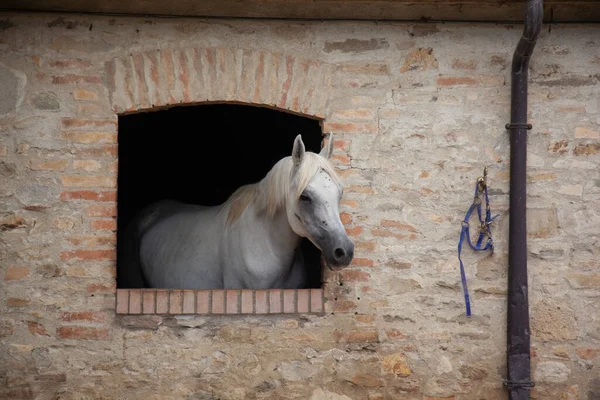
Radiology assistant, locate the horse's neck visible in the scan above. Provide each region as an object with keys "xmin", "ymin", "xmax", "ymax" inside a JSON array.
[
  {"xmin": 243, "ymin": 204, "xmax": 299, "ymax": 258},
  {"xmin": 224, "ymin": 202, "xmax": 300, "ymax": 284}
]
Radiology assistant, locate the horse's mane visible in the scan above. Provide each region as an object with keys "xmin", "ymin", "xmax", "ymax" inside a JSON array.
[{"xmin": 225, "ymin": 152, "xmax": 341, "ymax": 225}]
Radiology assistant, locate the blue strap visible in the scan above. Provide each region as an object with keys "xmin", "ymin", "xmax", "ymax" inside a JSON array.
[
  {"xmin": 458, "ymin": 180, "xmax": 500, "ymax": 317},
  {"xmin": 458, "ymin": 226, "xmax": 472, "ymax": 316}
]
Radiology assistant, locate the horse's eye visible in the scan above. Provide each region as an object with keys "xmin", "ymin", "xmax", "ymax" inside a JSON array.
[{"xmin": 300, "ymin": 194, "xmax": 312, "ymax": 203}]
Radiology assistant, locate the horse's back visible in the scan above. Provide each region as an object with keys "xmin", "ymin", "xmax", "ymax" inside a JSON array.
[
  {"xmin": 117, "ymin": 200, "xmax": 187, "ymax": 288},
  {"xmin": 137, "ymin": 200, "xmax": 223, "ymax": 289}
]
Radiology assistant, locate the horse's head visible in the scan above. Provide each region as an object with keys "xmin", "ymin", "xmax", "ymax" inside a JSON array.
[{"xmin": 286, "ymin": 135, "xmax": 354, "ymax": 269}]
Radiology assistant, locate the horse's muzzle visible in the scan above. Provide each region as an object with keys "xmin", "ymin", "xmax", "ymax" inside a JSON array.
[{"xmin": 325, "ymin": 240, "xmax": 354, "ymax": 269}]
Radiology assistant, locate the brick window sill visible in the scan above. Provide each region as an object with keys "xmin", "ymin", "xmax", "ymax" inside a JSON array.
[{"xmin": 115, "ymin": 288, "xmax": 325, "ymax": 315}]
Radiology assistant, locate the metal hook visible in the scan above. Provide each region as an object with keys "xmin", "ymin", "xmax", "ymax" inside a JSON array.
[{"xmin": 477, "ymin": 166, "xmax": 489, "ymax": 193}]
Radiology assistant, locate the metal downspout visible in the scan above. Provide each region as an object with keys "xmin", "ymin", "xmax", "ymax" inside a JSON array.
[{"xmin": 505, "ymin": 0, "xmax": 543, "ymax": 399}]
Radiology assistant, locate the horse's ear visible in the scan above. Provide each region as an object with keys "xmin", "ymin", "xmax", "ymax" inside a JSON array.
[
  {"xmin": 292, "ymin": 134, "xmax": 305, "ymax": 167},
  {"xmin": 319, "ymin": 134, "xmax": 334, "ymax": 159}
]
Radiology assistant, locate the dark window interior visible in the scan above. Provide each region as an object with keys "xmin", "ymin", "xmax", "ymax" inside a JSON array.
[{"xmin": 117, "ymin": 104, "xmax": 324, "ymax": 289}]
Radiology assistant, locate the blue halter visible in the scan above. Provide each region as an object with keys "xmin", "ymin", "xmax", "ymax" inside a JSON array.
[{"xmin": 457, "ymin": 168, "xmax": 499, "ymax": 316}]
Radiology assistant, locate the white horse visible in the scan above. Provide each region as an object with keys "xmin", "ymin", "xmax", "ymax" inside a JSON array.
[{"xmin": 118, "ymin": 134, "xmax": 354, "ymax": 289}]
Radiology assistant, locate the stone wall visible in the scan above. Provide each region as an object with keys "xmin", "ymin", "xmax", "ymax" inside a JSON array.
[{"xmin": 1, "ymin": 12, "xmax": 599, "ymax": 400}]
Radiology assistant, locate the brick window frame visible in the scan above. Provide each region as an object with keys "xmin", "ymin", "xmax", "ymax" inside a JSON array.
[
  {"xmin": 108, "ymin": 47, "xmax": 339, "ymax": 316},
  {"xmin": 115, "ymin": 288, "xmax": 326, "ymax": 315}
]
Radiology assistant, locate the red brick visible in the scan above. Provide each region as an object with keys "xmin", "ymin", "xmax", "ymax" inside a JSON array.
[
  {"xmin": 156, "ymin": 290, "xmax": 169, "ymax": 314},
  {"xmin": 177, "ymin": 51, "xmax": 191, "ymax": 103},
  {"xmin": 333, "ymin": 138, "xmax": 352, "ymax": 151},
  {"xmin": 115, "ymin": 289, "xmax": 129, "ymax": 314},
  {"xmin": 340, "ymin": 212, "xmax": 353, "ymax": 225},
  {"xmin": 436, "ymin": 75, "xmax": 503, "ymax": 87},
  {"xmin": 5, "ymin": 266, "xmax": 30, "ymax": 281},
  {"xmin": 65, "ymin": 265, "xmax": 115, "ymax": 279},
  {"xmin": 381, "ymin": 220, "xmax": 418, "ymax": 232},
  {"xmin": 196, "ymin": 290, "xmax": 210, "ymax": 314},
  {"xmin": 339, "ymin": 270, "xmax": 370, "ymax": 282},
  {"xmin": 30, "ymin": 159, "xmax": 69, "ymax": 171},
  {"xmin": 48, "ymin": 59, "xmax": 92, "ymax": 69},
  {"xmin": 337, "ymin": 169, "xmax": 359, "ymax": 179},
  {"xmin": 283, "ymin": 289, "xmax": 295, "ymax": 313},
  {"xmin": 57, "ymin": 326, "xmax": 109, "ymax": 340},
  {"xmin": 310, "ymin": 288, "xmax": 323, "ymax": 312},
  {"xmin": 73, "ymin": 88, "xmax": 98, "ymax": 101},
  {"xmin": 61, "ymin": 311, "xmax": 106, "ymax": 323},
  {"xmin": 77, "ymin": 103, "xmax": 105, "ymax": 115},
  {"xmin": 108, "ymin": 160, "xmax": 118, "ymax": 173},
  {"xmin": 61, "ymin": 175, "xmax": 116, "ymax": 188},
  {"xmin": 72, "ymin": 159, "xmax": 102, "ymax": 172},
  {"xmin": 451, "ymin": 59, "xmax": 478, "ymax": 70},
  {"xmin": 350, "ymin": 373, "xmax": 384, "ymax": 388},
  {"xmin": 241, "ymin": 290, "xmax": 253, "ymax": 314},
  {"xmin": 269, "ymin": 289, "xmax": 282, "ymax": 314},
  {"xmin": 277, "ymin": 55, "xmax": 294, "ymax": 108},
  {"xmin": 356, "ymin": 241, "xmax": 377, "ymax": 253},
  {"xmin": 386, "ymin": 328, "xmax": 409, "ymax": 340},
  {"xmin": 91, "ymin": 219, "xmax": 117, "ymax": 231},
  {"xmin": 573, "ymin": 142, "xmax": 600, "ymax": 156},
  {"xmin": 86, "ymin": 204, "xmax": 117, "ymax": 217},
  {"xmin": 162, "ymin": 48, "xmax": 177, "ymax": 104},
  {"xmin": 52, "ymin": 75, "xmax": 102, "ymax": 85},
  {"xmin": 334, "ymin": 300, "xmax": 357, "ymax": 312},
  {"xmin": 87, "ymin": 282, "xmax": 115, "ymax": 294},
  {"xmin": 7, "ymin": 298, "xmax": 30, "ymax": 307},
  {"xmin": 61, "ymin": 131, "xmax": 117, "ymax": 144},
  {"xmin": 212, "ymin": 290, "xmax": 225, "ymax": 314},
  {"xmin": 341, "ymin": 199, "xmax": 359, "ymax": 209},
  {"xmin": 576, "ymin": 348, "xmax": 599, "ymax": 359},
  {"xmin": 347, "ymin": 185, "xmax": 376, "ymax": 194},
  {"xmin": 372, "ymin": 228, "xmax": 416, "ymax": 240},
  {"xmin": 169, "ymin": 291, "xmax": 183, "ymax": 314},
  {"xmin": 143, "ymin": 290, "xmax": 155, "ymax": 314},
  {"xmin": 323, "ymin": 122, "xmax": 378, "ymax": 134},
  {"xmin": 66, "ymin": 234, "xmax": 116, "ymax": 247},
  {"xmin": 255, "ymin": 290, "xmax": 268, "ymax": 314},
  {"xmin": 345, "ymin": 226, "xmax": 363, "ymax": 237},
  {"xmin": 297, "ymin": 289, "xmax": 310, "ymax": 313},
  {"xmin": 60, "ymin": 249, "xmax": 116, "ymax": 262},
  {"xmin": 129, "ymin": 290, "xmax": 145, "ymax": 314},
  {"xmin": 331, "ymin": 108, "xmax": 376, "ymax": 120},
  {"xmin": 71, "ymin": 145, "xmax": 117, "ymax": 158},
  {"xmin": 354, "ymin": 314, "xmax": 375, "ymax": 324},
  {"xmin": 334, "ymin": 329, "xmax": 379, "ymax": 343},
  {"xmin": 226, "ymin": 290, "xmax": 239, "ymax": 314},
  {"xmin": 183, "ymin": 290, "xmax": 195, "ymax": 314},
  {"xmin": 332, "ymin": 154, "xmax": 351, "ymax": 165},
  {"xmin": 132, "ymin": 53, "xmax": 150, "ymax": 108},
  {"xmin": 351, "ymin": 258, "xmax": 375, "ymax": 267},
  {"xmin": 28, "ymin": 321, "xmax": 49, "ymax": 336},
  {"xmin": 61, "ymin": 118, "xmax": 117, "ymax": 130}
]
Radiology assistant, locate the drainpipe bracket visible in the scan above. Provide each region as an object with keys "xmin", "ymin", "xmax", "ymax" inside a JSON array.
[
  {"xmin": 503, "ymin": 380, "xmax": 536, "ymax": 389},
  {"xmin": 505, "ymin": 123, "xmax": 533, "ymax": 130}
]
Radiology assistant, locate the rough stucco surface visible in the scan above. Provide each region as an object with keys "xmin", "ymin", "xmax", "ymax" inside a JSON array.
[{"xmin": 0, "ymin": 12, "xmax": 599, "ymax": 400}]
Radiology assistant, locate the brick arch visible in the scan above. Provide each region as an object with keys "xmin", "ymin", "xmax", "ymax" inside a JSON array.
[{"xmin": 106, "ymin": 47, "xmax": 336, "ymax": 118}]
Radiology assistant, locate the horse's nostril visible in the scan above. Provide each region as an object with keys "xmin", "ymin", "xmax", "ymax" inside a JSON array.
[{"xmin": 334, "ymin": 248, "xmax": 346, "ymax": 260}]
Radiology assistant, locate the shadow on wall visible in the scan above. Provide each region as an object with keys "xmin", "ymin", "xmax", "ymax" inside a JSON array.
[{"xmin": 116, "ymin": 103, "xmax": 324, "ymax": 289}]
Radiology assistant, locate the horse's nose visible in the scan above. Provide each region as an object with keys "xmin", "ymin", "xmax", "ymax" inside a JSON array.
[{"xmin": 333, "ymin": 242, "xmax": 354, "ymax": 265}]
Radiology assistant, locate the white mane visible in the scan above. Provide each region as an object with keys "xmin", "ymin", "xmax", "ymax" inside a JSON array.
[{"xmin": 226, "ymin": 152, "xmax": 341, "ymax": 224}]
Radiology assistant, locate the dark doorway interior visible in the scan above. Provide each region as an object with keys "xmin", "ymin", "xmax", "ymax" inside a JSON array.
[{"xmin": 117, "ymin": 104, "xmax": 324, "ymax": 289}]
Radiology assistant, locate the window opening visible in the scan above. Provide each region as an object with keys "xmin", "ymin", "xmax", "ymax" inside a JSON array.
[{"xmin": 116, "ymin": 104, "xmax": 325, "ymax": 296}]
